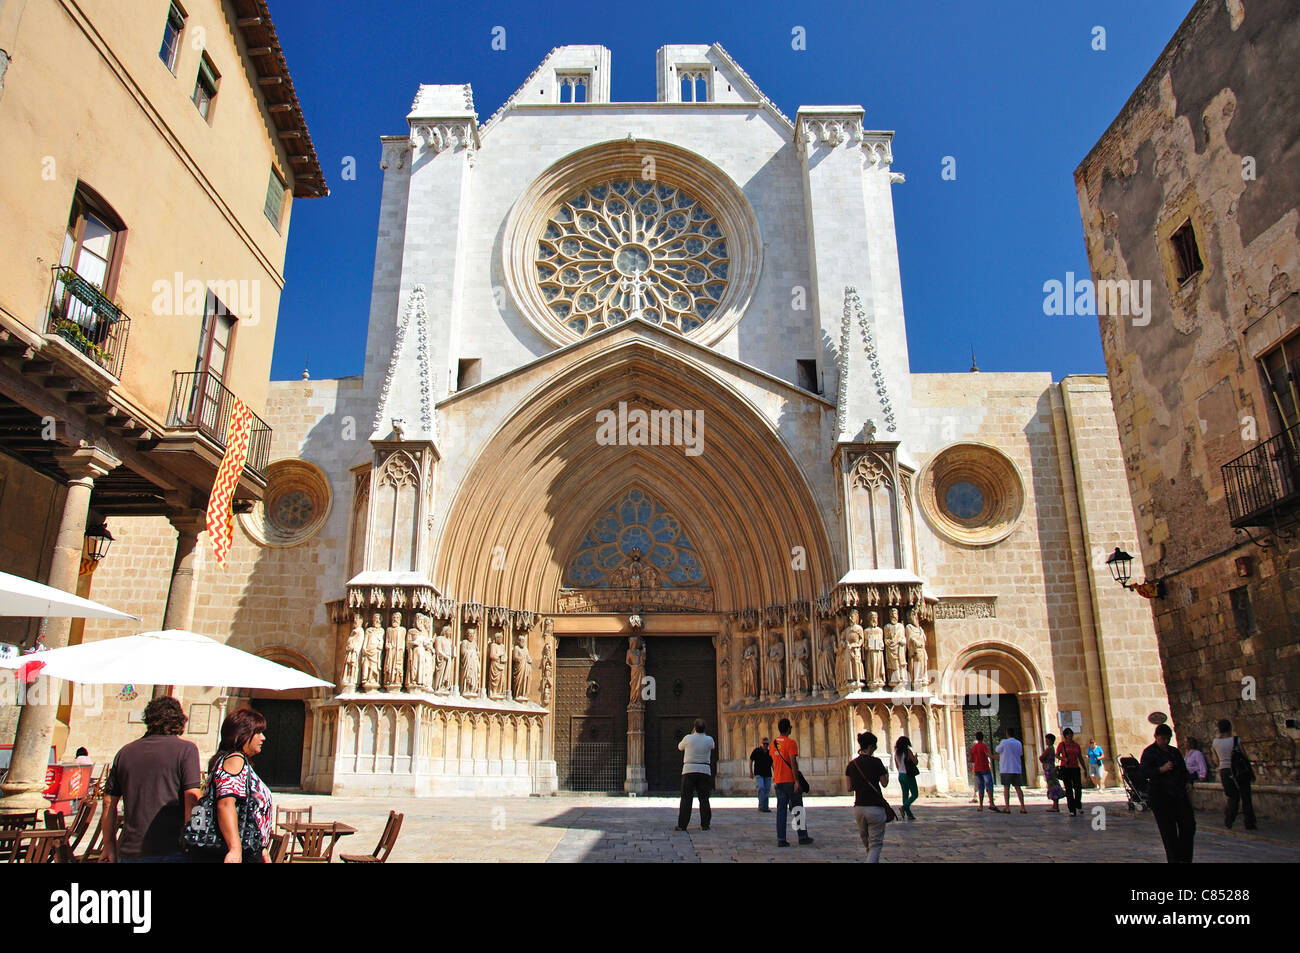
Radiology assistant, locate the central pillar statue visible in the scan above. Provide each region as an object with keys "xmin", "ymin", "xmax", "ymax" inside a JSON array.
[{"xmin": 624, "ymin": 624, "xmax": 647, "ymax": 795}]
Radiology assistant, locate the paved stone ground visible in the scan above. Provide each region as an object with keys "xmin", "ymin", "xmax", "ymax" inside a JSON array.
[{"xmin": 274, "ymin": 789, "xmax": 1300, "ymax": 863}]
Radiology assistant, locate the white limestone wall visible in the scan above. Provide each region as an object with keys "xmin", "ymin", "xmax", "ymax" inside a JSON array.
[{"xmin": 388, "ymin": 107, "xmax": 815, "ymax": 395}]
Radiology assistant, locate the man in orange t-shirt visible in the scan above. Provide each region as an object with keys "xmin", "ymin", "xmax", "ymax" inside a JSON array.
[{"xmin": 771, "ymin": 718, "xmax": 813, "ymax": 847}]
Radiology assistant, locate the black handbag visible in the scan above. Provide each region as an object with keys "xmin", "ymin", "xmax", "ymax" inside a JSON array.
[
  {"xmin": 905, "ymin": 751, "xmax": 920, "ymax": 778},
  {"xmin": 1231, "ymin": 737, "xmax": 1255, "ymax": 783},
  {"xmin": 181, "ymin": 756, "xmax": 262, "ymax": 854},
  {"xmin": 850, "ymin": 758, "xmax": 897, "ymax": 822}
]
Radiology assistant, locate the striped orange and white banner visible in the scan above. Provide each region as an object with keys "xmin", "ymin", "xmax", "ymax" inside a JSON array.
[{"xmin": 206, "ymin": 397, "xmax": 253, "ymax": 567}]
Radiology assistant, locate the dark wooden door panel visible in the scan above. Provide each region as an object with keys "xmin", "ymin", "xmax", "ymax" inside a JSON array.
[{"xmin": 250, "ymin": 698, "xmax": 304, "ymax": 789}]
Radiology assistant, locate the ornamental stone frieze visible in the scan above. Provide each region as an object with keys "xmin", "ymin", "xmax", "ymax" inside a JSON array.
[
  {"xmin": 934, "ymin": 596, "xmax": 998, "ymax": 619},
  {"xmin": 379, "ymin": 137, "xmax": 409, "ymax": 171},
  {"xmin": 555, "ymin": 587, "xmax": 715, "ymax": 613},
  {"xmin": 861, "ymin": 133, "xmax": 894, "ymax": 167},
  {"xmin": 796, "ymin": 115, "xmax": 864, "ymax": 152},
  {"xmin": 410, "ymin": 120, "xmax": 479, "ymax": 157}
]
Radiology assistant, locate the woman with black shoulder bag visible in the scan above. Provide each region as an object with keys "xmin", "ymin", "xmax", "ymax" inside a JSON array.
[{"xmin": 847, "ymin": 731, "xmax": 896, "ymax": 862}]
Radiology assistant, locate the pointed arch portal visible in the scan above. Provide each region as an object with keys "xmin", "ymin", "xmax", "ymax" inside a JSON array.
[{"xmin": 434, "ymin": 338, "xmax": 835, "ymax": 614}]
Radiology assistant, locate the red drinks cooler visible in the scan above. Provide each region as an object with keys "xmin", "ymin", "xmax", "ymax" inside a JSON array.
[{"xmin": 43, "ymin": 763, "xmax": 92, "ymax": 814}]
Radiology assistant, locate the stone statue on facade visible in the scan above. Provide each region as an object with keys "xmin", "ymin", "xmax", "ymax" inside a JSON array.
[
  {"xmin": 906, "ymin": 608, "xmax": 929, "ymax": 688},
  {"xmin": 626, "ymin": 635, "xmax": 646, "ymax": 707},
  {"xmin": 839, "ymin": 609, "xmax": 865, "ymax": 691},
  {"xmin": 884, "ymin": 608, "xmax": 907, "ymax": 689},
  {"xmin": 383, "ymin": 611, "xmax": 406, "ymax": 692},
  {"xmin": 865, "ymin": 610, "xmax": 886, "ymax": 691},
  {"xmin": 341, "ymin": 614, "xmax": 364, "ymax": 691},
  {"xmin": 816, "ymin": 624, "xmax": 837, "ymax": 695},
  {"xmin": 765, "ymin": 635, "xmax": 785, "ymax": 697},
  {"xmin": 434, "ymin": 624, "xmax": 455, "ymax": 694},
  {"xmin": 487, "ymin": 630, "xmax": 508, "ymax": 699},
  {"xmin": 404, "ymin": 617, "xmax": 425, "ymax": 692},
  {"xmin": 460, "ymin": 627, "xmax": 481, "ymax": 697},
  {"xmin": 512, "ymin": 633, "xmax": 532, "ymax": 701},
  {"xmin": 540, "ymin": 639, "xmax": 554, "ymax": 707},
  {"xmin": 741, "ymin": 638, "xmax": 759, "ymax": 700},
  {"xmin": 791, "ymin": 630, "xmax": 811, "ymax": 696},
  {"xmin": 360, "ymin": 612, "xmax": 385, "ymax": 692}
]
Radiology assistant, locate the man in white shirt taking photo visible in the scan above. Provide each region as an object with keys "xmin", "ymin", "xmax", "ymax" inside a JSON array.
[{"xmin": 675, "ymin": 719, "xmax": 715, "ymax": 832}]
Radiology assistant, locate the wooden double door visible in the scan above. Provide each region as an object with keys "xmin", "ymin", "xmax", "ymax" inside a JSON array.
[{"xmin": 555, "ymin": 635, "xmax": 718, "ymax": 793}]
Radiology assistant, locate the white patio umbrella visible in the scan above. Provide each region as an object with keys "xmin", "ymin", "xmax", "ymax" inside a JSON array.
[
  {"xmin": 0, "ymin": 629, "xmax": 332, "ymax": 690},
  {"xmin": 0, "ymin": 569, "xmax": 139, "ymax": 620}
]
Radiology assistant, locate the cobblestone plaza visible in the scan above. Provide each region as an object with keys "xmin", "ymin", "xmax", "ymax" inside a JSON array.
[{"xmin": 270, "ymin": 791, "xmax": 1300, "ymax": 863}]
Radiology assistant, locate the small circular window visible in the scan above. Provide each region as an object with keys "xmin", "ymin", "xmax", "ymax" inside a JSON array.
[
  {"xmin": 239, "ymin": 460, "xmax": 332, "ymax": 548},
  {"xmin": 918, "ymin": 444, "xmax": 1024, "ymax": 546},
  {"xmin": 944, "ymin": 482, "xmax": 985, "ymax": 521}
]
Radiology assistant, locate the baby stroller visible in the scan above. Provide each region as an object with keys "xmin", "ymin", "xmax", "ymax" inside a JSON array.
[{"xmin": 1119, "ymin": 756, "xmax": 1151, "ymax": 812}]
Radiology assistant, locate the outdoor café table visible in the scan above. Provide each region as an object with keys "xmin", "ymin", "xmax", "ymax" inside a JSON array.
[{"xmin": 281, "ymin": 821, "xmax": 356, "ymax": 862}]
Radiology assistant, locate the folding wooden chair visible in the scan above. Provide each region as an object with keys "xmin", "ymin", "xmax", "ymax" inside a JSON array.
[
  {"xmin": 267, "ymin": 831, "xmax": 291, "ymax": 863},
  {"xmin": 276, "ymin": 804, "xmax": 312, "ymax": 831},
  {"xmin": 340, "ymin": 811, "xmax": 404, "ymax": 864},
  {"xmin": 76, "ymin": 807, "xmax": 122, "ymax": 863},
  {"xmin": 286, "ymin": 823, "xmax": 336, "ymax": 863},
  {"xmin": 0, "ymin": 812, "xmax": 38, "ymax": 862},
  {"xmin": 19, "ymin": 829, "xmax": 71, "ymax": 863},
  {"xmin": 65, "ymin": 799, "xmax": 97, "ymax": 855}
]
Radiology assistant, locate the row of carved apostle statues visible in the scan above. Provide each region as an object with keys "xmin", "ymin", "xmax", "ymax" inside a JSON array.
[
  {"xmin": 737, "ymin": 607, "xmax": 929, "ymax": 700},
  {"xmin": 340, "ymin": 611, "xmax": 554, "ymax": 704}
]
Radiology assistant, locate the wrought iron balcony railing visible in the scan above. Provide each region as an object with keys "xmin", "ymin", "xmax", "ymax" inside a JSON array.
[
  {"xmin": 45, "ymin": 265, "xmax": 131, "ymax": 379},
  {"xmin": 167, "ymin": 370, "xmax": 272, "ymax": 481},
  {"xmin": 1223, "ymin": 421, "xmax": 1300, "ymax": 527}
]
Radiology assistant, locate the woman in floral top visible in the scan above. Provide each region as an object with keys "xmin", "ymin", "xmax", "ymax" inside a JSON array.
[{"xmin": 202, "ymin": 707, "xmax": 273, "ymax": 863}]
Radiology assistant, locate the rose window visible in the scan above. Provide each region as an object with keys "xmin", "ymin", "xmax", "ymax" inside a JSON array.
[
  {"xmin": 535, "ymin": 179, "xmax": 730, "ymax": 336},
  {"xmin": 238, "ymin": 460, "xmax": 332, "ymax": 548},
  {"xmin": 273, "ymin": 490, "xmax": 315, "ymax": 530}
]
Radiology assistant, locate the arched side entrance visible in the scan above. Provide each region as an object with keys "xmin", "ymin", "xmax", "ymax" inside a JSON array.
[
  {"xmin": 941, "ymin": 642, "xmax": 1048, "ymax": 789},
  {"xmin": 226, "ymin": 646, "xmax": 330, "ymax": 792}
]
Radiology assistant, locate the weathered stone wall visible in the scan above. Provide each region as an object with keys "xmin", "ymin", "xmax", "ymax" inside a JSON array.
[
  {"xmin": 1074, "ymin": 0, "xmax": 1300, "ymax": 793},
  {"xmin": 908, "ymin": 373, "xmax": 1168, "ymax": 772}
]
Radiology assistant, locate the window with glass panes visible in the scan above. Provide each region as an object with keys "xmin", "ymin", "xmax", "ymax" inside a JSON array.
[
  {"xmin": 60, "ymin": 191, "xmax": 123, "ymax": 292},
  {"xmin": 159, "ymin": 3, "xmax": 186, "ymax": 73},
  {"xmin": 193, "ymin": 54, "xmax": 219, "ymax": 120},
  {"xmin": 264, "ymin": 167, "xmax": 286, "ymax": 231}
]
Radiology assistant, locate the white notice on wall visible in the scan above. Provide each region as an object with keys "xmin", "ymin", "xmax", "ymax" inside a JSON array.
[{"xmin": 1057, "ymin": 710, "xmax": 1082, "ymax": 733}]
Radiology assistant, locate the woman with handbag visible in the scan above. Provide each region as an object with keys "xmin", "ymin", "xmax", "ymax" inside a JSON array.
[
  {"xmin": 1041, "ymin": 733, "xmax": 1064, "ymax": 812},
  {"xmin": 846, "ymin": 731, "xmax": 895, "ymax": 863},
  {"xmin": 893, "ymin": 736, "xmax": 919, "ymax": 821},
  {"xmin": 1212, "ymin": 719, "xmax": 1257, "ymax": 830},
  {"xmin": 183, "ymin": 707, "xmax": 274, "ymax": 863}
]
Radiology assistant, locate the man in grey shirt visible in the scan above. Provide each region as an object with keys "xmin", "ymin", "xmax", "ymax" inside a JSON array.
[{"xmin": 675, "ymin": 719, "xmax": 715, "ymax": 832}]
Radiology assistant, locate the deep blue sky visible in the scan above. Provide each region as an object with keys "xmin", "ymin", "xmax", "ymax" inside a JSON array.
[{"xmin": 269, "ymin": 0, "xmax": 1195, "ymax": 382}]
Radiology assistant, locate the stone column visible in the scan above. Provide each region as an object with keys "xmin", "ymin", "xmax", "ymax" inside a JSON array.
[
  {"xmin": 0, "ymin": 448, "xmax": 118, "ymax": 812},
  {"xmin": 152, "ymin": 510, "xmax": 206, "ymax": 699},
  {"xmin": 625, "ymin": 705, "xmax": 647, "ymax": 795}
]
